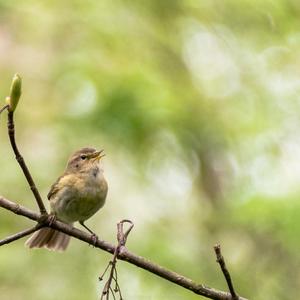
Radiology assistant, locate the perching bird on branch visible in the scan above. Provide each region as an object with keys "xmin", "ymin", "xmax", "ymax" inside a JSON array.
[{"xmin": 25, "ymin": 147, "xmax": 108, "ymax": 251}]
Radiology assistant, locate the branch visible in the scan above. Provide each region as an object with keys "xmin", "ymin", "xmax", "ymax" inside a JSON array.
[
  {"xmin": 214, "ymin": 244, "xmax": 239, "ymax": 300},
  {"xmin": 0, "ymin": 224, "xmax": 43, "ymax": 246},
  {"xmin": 0, "ymin": 196, "xmax": 248, "ymax": 300},
  {"xmin": 7, "ymin": 111, "xmax": 46, "ymax": 214},
  {"xmin": 100, "ymin": 219, "xmax": 134, "ymax": 299}
]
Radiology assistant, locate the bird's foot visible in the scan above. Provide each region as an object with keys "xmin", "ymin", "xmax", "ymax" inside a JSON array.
[
  {"xmin": 48, "ymin": 214, "xmax": 56, "ymax": 226},
  {"xmin": 38, "ymin": 213, "xmax": 56, "ymax": 226},
  {"xmin": 89, "ymin": 233, "xmax": 98, "ymax": 247}
]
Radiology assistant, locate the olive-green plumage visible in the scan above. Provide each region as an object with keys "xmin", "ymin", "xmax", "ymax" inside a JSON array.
[{"xmin": 25, "ymin": 147, "xmax": 108, "ymax": 251}]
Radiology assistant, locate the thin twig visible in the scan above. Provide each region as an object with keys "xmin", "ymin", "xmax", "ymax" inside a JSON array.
[
  {"xmin": 101, "ymin": 220, "xmax": 133, "ymax": 299},
  {"xmin": 214, "ymin": 244, "xmax": 239, "ymax": 300},
  {"xmin": 113, "ymin": 271, "xmax": 123, "ymax": 299},
  {"xmin": 110, "ymin": 287, "xmax": 116, "ymax": 300},
  {"xmin": 0, "ymin": 223, "xmax": 44, "ymax": 246},
  {"xmin": 0, "ymin": 104, "xmax": 9, "ymax": 115},
  {"xmin": 7, "ymin": 111, "xmax": 46, "ymax": 214},
  {"xmin": 113, "ymin": 268, "xmax": 119, "ymax": 292},
  {"xmin": 99, "ymin": 262, "xmax": 112, "ymax": 281},
  {"xmin": 101, "ymin": 250, "xmax": 118, "ymax": 298},
  {"xmin": 0, "ymin": 197, "xmax": 248, "ymax": 300}
]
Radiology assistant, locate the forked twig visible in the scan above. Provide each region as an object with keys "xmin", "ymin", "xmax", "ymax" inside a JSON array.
[{"xmin": 100, "ymin": 220, "xmax": 134, "ymax": 300}]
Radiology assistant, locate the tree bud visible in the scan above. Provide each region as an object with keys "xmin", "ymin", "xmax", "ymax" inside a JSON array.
[{"xmin": 7, "ymin": 74, "xmax": 22, "ymax": 112}]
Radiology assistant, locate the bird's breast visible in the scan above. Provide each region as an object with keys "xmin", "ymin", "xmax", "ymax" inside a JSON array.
[{"xmin": 51, "ymin": 172, "xmax": 108, "ymax": 223}]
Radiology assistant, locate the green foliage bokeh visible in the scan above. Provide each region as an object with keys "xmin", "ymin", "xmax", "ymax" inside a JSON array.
[{"xmin": 0, "ymin": 1, "xmax": 300, "ymax": 299}]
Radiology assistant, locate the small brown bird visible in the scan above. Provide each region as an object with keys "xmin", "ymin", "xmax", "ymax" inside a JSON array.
[{"xmin": 25, "ymin": 147, "xmax": 108, "ymax": 251}]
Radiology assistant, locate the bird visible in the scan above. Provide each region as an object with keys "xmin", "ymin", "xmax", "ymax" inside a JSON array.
[{"xmin": 25, "ymin": 147, "xmax": 108, "ymax": 251}]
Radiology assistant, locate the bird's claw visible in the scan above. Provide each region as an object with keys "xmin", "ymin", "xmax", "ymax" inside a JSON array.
[
  {"xmin": 48, "ymin": 214, "xmax": 56, "ymax": 226},
  {"xmin": 89, "ymin": 233, "xmax": 98, "ymax": 247},
  {"xmin": 38, "ymin": 213, "xmax": 56, "ymax": 226}
]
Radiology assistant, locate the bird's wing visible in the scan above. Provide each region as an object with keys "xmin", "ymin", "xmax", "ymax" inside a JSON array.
[{"xmin": 47, "ymin": 175, "xmax": 64, "ymax": 200}]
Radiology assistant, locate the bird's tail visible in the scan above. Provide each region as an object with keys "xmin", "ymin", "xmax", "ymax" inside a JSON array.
[{"xmin": 25, "ymin": 227, "xmax": 71, "ymax": 251}]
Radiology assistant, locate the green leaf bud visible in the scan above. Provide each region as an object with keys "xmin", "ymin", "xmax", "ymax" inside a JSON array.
[{"xmin": 8, "ymin": 74, "xmax": 22, "ymax": 112}]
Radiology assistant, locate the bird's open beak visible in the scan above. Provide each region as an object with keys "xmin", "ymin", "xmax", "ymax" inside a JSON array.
[{"xmin": 90, "ymin": 149, "xmax": 105, "ymax": 162}]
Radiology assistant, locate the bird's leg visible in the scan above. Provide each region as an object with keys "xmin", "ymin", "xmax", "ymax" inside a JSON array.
[
  {"xmin": 79, "ymin": 221, "xmax": 98, "ymax": 246},
  {"xmin": 79, "ymin": 220, "xmax": 95, "ymax": 235}
]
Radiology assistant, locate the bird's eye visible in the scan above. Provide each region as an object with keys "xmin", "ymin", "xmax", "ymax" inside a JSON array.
[{"xmin": 80, "ymin": 155, "xmax": 87, "ymax": 160}]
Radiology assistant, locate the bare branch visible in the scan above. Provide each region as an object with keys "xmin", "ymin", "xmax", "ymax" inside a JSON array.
[
  {"xmin": 0, "ymin": 224, "xmax": 44, "ymax": 246},
  {"xmin": 6, "ymin": 111, "xmax": 47, "ymax": 214},
  {"xmin": 0, "ymin": 196, "xmax": 248, "ymax": 300},
  {"xmin": 214, "ymin": 244, "xmax": 239, "ymax": 300},
  {"xmin": 100, "ymin": 219, "xmax": 134, "ymax": 299}
]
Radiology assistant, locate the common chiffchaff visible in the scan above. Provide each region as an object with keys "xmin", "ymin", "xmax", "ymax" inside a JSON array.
[{"xmin": 25, "ymin": 147, "xmax": 108, "ymax": 251}]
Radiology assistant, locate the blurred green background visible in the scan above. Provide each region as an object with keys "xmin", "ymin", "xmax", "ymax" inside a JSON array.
[{"xmin": 0, "ymin": 1, "xmax": 300, "ymax": 299}]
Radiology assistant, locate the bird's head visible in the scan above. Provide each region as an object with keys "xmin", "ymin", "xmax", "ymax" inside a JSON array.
[{"xmin": 66, "ymin": 147, "xmax": 105, "ymax": 174}]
